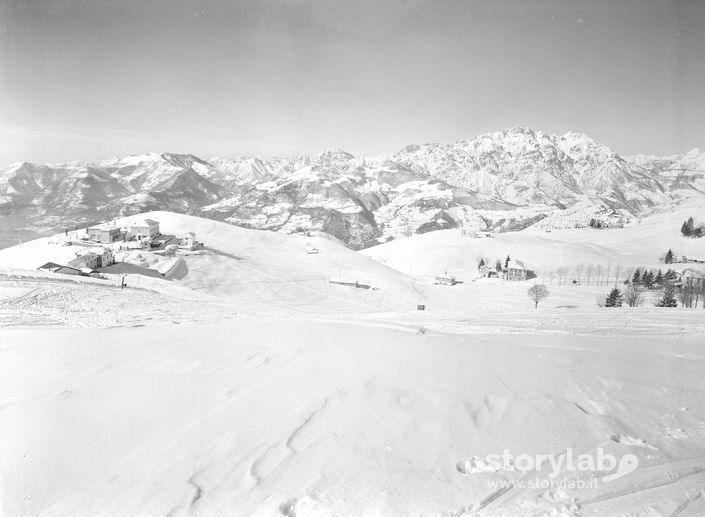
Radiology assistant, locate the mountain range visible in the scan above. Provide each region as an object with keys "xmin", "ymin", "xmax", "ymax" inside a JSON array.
[{"xmin": 1, "ymin": 127, "xmax": 704, "ymax": 249}]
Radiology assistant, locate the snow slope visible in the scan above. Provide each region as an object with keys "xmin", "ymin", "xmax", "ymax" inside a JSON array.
[
  {"xmin": 1, "ymin": 321, "xmax": 704, "ymax": 516},
  {"xmin": 0, "ymin": 211, "xmax": 421, "ymax": 315},
  {"xmin": 361, "ymin": 205, "xmax": 705, "ymax": 279},
  {"xmin": 2, "ymin": 212, "xmax": 705, "ymax": 516}
]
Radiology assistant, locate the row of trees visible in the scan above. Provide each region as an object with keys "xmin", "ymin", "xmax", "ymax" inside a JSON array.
[
  {"xmin": 548, "ymin": 263, "xmax": 631, "ymax": 286},
  {"xmin": 546, "ymin": 264, "xmax": 692, "ymax": 288},
  {"xmin": 529, "ymin": 282, "xmax": 703, "ymax": 310},
  {"xmin": 629, "ymin": 268, "xmax": 678, "ymax": 289},
  {"xmin": 601, "ymin": 283, "xmax": 704, "ymax": 308}
]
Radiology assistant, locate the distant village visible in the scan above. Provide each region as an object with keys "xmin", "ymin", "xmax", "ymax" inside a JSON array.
[{"xmin": 38, "ymin": 218, "xmax": 203, "ymax": 279}]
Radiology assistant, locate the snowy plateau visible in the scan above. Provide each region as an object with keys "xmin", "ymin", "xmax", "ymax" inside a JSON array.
[{"xmin": 0, "ymin": 129, "xmax": 705, "ymax": 516}]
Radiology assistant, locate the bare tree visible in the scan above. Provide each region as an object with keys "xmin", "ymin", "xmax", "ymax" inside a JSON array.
[
  {"xmin": 678, "ymin": 284, "xmax": 696, "ymax": 308},
  {"xmin": 574, "ymin": 263, "xmax": 585, "ymax": 284},
  {"xmin": 528, "ymin": 284, "xmax": 550, "ymax": 309},
  {"xmin": 585, "ymin": 264, "xmax": 595, "ymax": 285},
  {"xmin": 623, "ymin": 285, "xmax": 642, "ymax": 307},
  {"xmin": 614, "ymin": 264, "xmax": 623, "ymax": 286},
  {"xmin": 694, "ymin": 269, "xmax": 705, "ymax": 309},
  {"xmin": 556, "ymin": 266, "xmax": 568, "ymax": 285},
  {"xmin": 546, "ymin": 270, "xmax": 555, "ymax": 285},
  {"xmin": 623, "ymin": 267, "xmax": 635, "ymax": 286},
  {"xmin": 595, "ymin": 264, "xmax": 604, "ymax": 286}
]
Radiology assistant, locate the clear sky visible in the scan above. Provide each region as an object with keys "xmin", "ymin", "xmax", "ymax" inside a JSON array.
[{"xmin": 0, "ymin": 0, "xmax": 703, "ymax": 164}]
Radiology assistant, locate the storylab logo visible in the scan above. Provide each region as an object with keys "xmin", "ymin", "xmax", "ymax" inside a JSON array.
[{"xmin": 456, "ymin": 448, "xmax": 638, "ymax": 483}]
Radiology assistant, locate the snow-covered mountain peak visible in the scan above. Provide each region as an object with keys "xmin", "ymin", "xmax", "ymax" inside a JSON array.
[
  {"xmin": 2, "ymin": 127, "xmax": 704, "ymax": 250},
  {"xmin": 312, "ymin": 149, "xmax": 356, "ymax": 169},
  {"xmin": 316, "ymin": 148, "xmax": 355, "ymax": 160}
]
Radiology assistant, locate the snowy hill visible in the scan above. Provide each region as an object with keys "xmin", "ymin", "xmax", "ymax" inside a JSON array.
[
  {"xmin": 361, "ymin": 205, "xmax": 705, "ymax": 281},
  {"xmin": 0, "ymin": 211, "xmax": 421, "ymax": 315},
  {"xmin": 2, "ymin": 129, "xmax": 705, "ymax": 249},
  {"xmin": 2, "ymin": 209, "xmax": 703, "ymax": 328}
]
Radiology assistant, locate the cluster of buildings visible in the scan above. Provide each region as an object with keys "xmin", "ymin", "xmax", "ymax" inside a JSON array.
[
  {"xmin": 39, "ymin": 244, "xmax": 121, "ymax": 277},
  {"xmin": 478, "ymin": 258, "xmax": 528, "ymax": 281},
  {"xmin": 39, "ymin": 218, "xmax": 203, "ymax": 278},
  {"xmin": 86, "ymin": 218, "xmax": 160, "ymax": 244},
  {"xmin": 85, "ymin": 218, "xmax": 202, "ymax": 251}
]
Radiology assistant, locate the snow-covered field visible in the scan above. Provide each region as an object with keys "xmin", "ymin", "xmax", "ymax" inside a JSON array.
[
  {"xmin": 1, "ymin": 211, "xmax": 704, "ymax": 516},
  {"xmin": 361, "ymin": 204, "xmax": 705, "ymax": 280}
]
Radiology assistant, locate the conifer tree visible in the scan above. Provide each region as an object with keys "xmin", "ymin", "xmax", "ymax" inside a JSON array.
[
  {"xmin": 681, "ymin": 221, "xmax": 690, "ymax": 237},
  {"xmin": 654, "ymin": 269, "xmax": 664, "ymax": 286},
  {"xmin": 605, "ymin": 288, "xmax": 623, "ymax": 307},
  {"xmin": 658, "ymin": 283, "xmax": 678, "ymax": 307},
  {"xmin": 665, "ymin": 249, "xmax": 673, "ymax": 264},
  {"xmin": 632, "ymin": 269, "xmax": 641, "ymax": 285},
  {"xmin": 642, "ymin": 270, "xmax": 655, "ymax": 289}
]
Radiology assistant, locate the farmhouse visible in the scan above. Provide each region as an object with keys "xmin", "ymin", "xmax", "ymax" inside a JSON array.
[
  {"xmin": 435, "ymin": 275, "xmax": 461, "ymax": 286},
  {"xmin": 682, "ymin": 255, "xmax": 705, "ymax": 264},
  {"xmin": 87, "ymin": 223, "xmax": 121, "ymax": 243},
  {"xmin": 128, "ymin": 218, "xmax": 160, "ymax": 240},
  {"xmin": 69, "ymin": 247, "xmax": 115, "ymax": 269},
  {"xmin": 503, "ymin": 259, "xmax": 527, "ymax": 281},
  {"xmin": 681, "ymin": 269, "xmax": 705, "ymax": 289}
]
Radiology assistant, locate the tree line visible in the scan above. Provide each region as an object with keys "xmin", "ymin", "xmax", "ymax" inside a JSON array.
[
  {"xmin": 546, "ymin": 263, "xmax": 631, "ymax": 286},
  {"xmin": 599, "ymin": 268, "xmax": 704, "ymax": 309}
]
